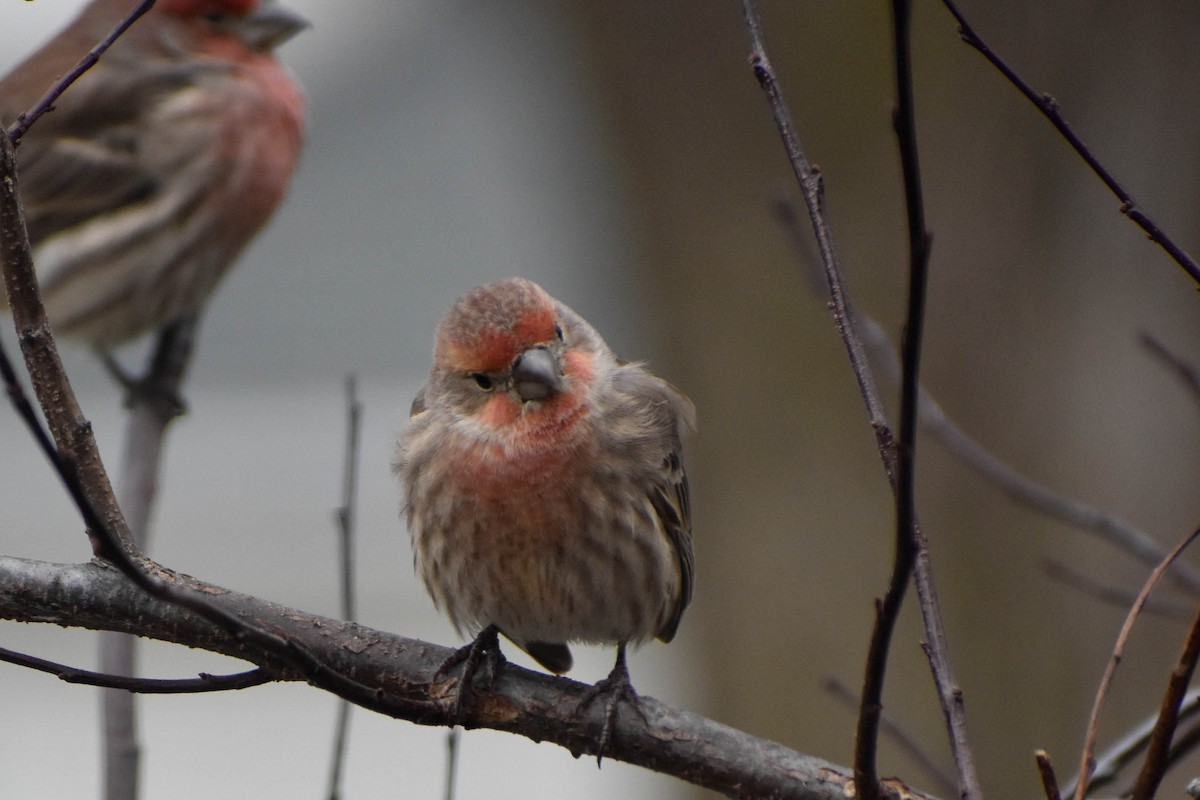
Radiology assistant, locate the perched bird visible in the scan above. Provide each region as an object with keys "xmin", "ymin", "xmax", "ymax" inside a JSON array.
[
  {"xmin": 398, "ymin": 277, "xmax": 695, "ymax": 753},
  {"xmin": 0, "ymin": 0, "xmax": 306, "ymax": 347}
]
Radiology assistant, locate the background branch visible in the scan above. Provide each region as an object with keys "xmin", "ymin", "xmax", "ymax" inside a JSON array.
[
  {"xmin": 103, "ymin": 316, "xmax": 199, "ymax": 800},
  {"xmin": 326, "ymin": 375, "xmax": 362, "ymax": 800}
]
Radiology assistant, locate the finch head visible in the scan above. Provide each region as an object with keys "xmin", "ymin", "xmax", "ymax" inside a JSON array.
[{"xmin": 400, "ymin": 277, "xmax": 695, "ymax": 676}]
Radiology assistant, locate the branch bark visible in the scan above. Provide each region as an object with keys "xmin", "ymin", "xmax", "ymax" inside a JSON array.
[{"xmin": 0, "ymin": 555, "xmax": 938, "ymax": 800}]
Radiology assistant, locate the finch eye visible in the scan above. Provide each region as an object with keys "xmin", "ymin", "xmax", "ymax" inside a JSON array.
[
  {"xmin": 469, "ymin": 372, "xmax": 494, "ymax": 391},
  {"xmin": 554, "ymin": 323, "xmax": 564, "ymax": 341},
  {"xmin": 203, "ymin": 10, "xmax": 226, "ymax": 23}
]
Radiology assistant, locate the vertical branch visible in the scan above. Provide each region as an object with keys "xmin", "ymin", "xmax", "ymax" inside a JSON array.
[
  {"xmin": 326, "ymin": 376, "xmax": 362, "ymax": 800},
  {"xmin": 853, "ymin": 1, "xmax": 932, "ymax": 796},
  {"xmin": 884, "ymin": 2, "xmax": 989, "ymax": 799},
  {"xmin": 102, "ymin": 317, "xmax": 198, "ymax": 800},
  {"xmin": 738, "ymin": 0, "xmax": 896, "ymax": 464}
]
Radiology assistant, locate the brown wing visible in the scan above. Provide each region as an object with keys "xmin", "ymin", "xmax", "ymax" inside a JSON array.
[{"xmin": 651, "ymin": 448, "xmax": 693, "ymax": 643}]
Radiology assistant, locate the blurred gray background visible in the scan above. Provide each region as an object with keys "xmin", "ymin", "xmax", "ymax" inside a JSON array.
[{"xmin": 2, "ymin": 1, "xmax": 1200, "ymax": 798}]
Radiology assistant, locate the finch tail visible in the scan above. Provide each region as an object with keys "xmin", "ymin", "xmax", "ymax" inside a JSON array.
[{"xmin": 525, "ymin": 641, "xmax": 573, "ymax": 674}]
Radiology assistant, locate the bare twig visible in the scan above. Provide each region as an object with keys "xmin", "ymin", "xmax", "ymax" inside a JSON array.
[
  {"xmin": 860, "ymin": 1, "xmax": 929, "ymax": 794},
  {"xmin": 1074, "ymin": 526, "xmax": 1200, "ymax": 800},
  {"xmin": 7, "ymin": 0, "xmax": 156, "ymax": 142},
  {"xmin": 938, "ymin": 0, "xmax": 1200, "ymax": 288},
  {"xmin": 1141, "ymin": 332, "xmax": 1200, "ymax": 411},
  {"xmin": 741, "ymin": 5, "xmax": 977, "ymax": 797},
  {"xmin": 1130, "ymin": 596, "xmax": 1200, "ymax": 799},
  {"xmin": 326, "ymin": 376, "xmax": 363, "ymax": 800},
  {"xmin": 1035, "ymin": 750, "xmax": 1062, "ymax": 800},
  {"xmin": 824, "ymin": 676, "xmax": 956, "ymax": 798},
  {"xmin": 0, "ymin": 647, "xmax": 270, "ymax": 693},
  {"xmin": 887, "ymin": 4, "xmax": 983, "ymax": 799},
  {"xmin": 445, "ymin": 727, "xmax": 461, "ymax": 800},
  {"xmin": 1063, "ymin": 687, "xmax": 1200, "ymax": 798},
  {"xmin": 103, "ymin": 316, "xmax": 198, "ymax": 800}
]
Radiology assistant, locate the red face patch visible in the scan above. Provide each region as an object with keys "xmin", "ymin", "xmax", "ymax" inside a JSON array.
[
  {"xmin": 160, "ymin": 0, "xmax": 257, "ymax": 17},
  {"xmin": 436, "ymin": 280, "xmax": 560, "ymax": 373}
]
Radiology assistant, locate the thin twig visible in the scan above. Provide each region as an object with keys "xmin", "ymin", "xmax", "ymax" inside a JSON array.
[
  {"xmin": 1129, "ymin": 595, "xmax": 1200, "ymax": 800},
  {"xmin": 938, "ymin": 0, "xmax": 1200, "ymax": 288},
  {"xmin": 0, "ymin": 647, "xmax": 270, "ymax": 693},
  {"xmin": 1063, "ymin": 688, "xmax": 1200, "ymax": 798},
  {"xmin": 864, "ymin": 0, "xmax": 928, "ymax": 793},
  {"xmin": 886, "ymin": 3, "xmax": 985, "ymax": 799},
  {"xmin": 326, "ymin": 376, "xmax": 363, "ymax": 800},
  {"xmin": 445, "ymin": 727, "xmax": 461, "ymax": 800},
  {"xmin": 741, "ymin": 4, "xmax": 978, "ymax": 797},
  {"xmin": 1140, "ymin": 332, "xmax": 1200, "ymax": 411},
  {"xmin": 739, "ymin": 4, "xmax": 894, "ymax": 463},
  {"xmin": 824, "ymin": 676, "xmax": 956, "ymax": 798},
  {"xmin": 1074, "ymin": 526, "xmax": 1200, "ymax": 800},
  {"xmin": 1035, "ymin": 750, "xmax": 1063, "ymax": 800},
  {"xmin": 7, "ymin": 0, "xmax": 157, "ymax": 143},
  {"xmin": 103, "ymin": 316, "xmax": 198, "ymax": 800}
]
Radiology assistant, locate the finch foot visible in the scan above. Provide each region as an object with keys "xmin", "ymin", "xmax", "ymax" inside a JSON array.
[
  {"xmin": 435, "ymin": 624, "xmax": 506, "ymax": 721},
  {"xmin": 99, "ymin": 318, "xmax": 195, "ymax": 420},
  {"xmin": 577, "ymin": 643, "xmax": 646, "ymax": 765}
]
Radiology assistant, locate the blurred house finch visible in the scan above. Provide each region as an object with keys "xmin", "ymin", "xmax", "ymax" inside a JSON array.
[
  {"xmin": 398, "ymin": 277, "xmax": 695, "ymax": 752},
  {"xmin": 0, "ymin": 0, "xmax": 306, "ymax": 347}
]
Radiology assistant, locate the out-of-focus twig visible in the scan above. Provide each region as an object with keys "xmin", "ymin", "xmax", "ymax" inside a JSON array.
[
  {"xmin": 326, "ymin": 376, "xmax": 363, "ymax": 800},
  {"xmin": 1043, "ymin": 560, "xmax": 1193, "ymax": 620},
  {"xmin": 444, "ymin": 727, "xmax": 461, "ymax": 800},
  {"xmin": 1141, "ymin": 332, "xmax": 1200, "ymax": 411}
]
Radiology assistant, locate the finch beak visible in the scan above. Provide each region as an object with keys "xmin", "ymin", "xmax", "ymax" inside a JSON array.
[
  {"xmin": 240, "ymin": 2, "xmax": 310, "ymax": 51},
  {"xmin": 512, "ymin": 347, "xmax": 564, "ymax": 402}
]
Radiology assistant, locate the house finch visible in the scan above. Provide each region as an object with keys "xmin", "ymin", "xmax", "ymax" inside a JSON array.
[
  {"xmin": 398, "ymin": 277, "xmax": 695, "ymax": 755},
  {"xmin": 0, "ymin": 0, "xmax": 306, "ymax": 347}
]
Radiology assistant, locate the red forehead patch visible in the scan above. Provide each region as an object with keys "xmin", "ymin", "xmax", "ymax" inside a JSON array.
[{"xmin": 435, "ymin": 279, "xmax": 560, "ymax": 372}]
